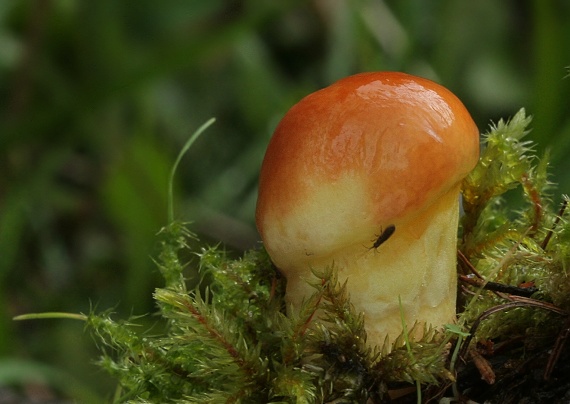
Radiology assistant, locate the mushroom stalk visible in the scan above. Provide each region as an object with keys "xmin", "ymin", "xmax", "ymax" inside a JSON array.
[{"xmin": 284, "ymin": 187, "xmax": 461, "ymax": 345}]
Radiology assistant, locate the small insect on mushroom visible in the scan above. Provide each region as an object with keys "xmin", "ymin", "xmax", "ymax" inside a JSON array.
[{"xmin": 369, "ymin": 224, "xmax": 396, "ymax": 250}]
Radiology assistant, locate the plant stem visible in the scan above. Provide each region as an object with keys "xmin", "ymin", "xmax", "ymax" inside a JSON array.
[
  {"xmin": 13, "ymin": 312, "xmax": 88, "ymax": 321},
  {"xmin": 168, "ymin": 118, "xmax": 216, "ymax": 223}
]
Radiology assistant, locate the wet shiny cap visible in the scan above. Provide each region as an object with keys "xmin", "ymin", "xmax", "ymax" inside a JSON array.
[{"xmin": 256, "ymin": 72, "xmax": 479, "ymax": 269}]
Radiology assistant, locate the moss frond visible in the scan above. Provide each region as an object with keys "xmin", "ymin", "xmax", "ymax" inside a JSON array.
[
  {"xmin": 461, "ymin": 109, "xmax": 537, "ymax": 249},
  {"xmin": 376, "ymin": 324, "xmax": 452, "ymax": 386},
  {"xmin": 155, "ymin": 221, "xmax": 196, "ymax": 290}
]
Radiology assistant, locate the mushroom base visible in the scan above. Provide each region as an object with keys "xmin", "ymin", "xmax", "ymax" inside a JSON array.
[{"xmin": 282, "ymin": 187, "xmax": 461, "ymax": 350}]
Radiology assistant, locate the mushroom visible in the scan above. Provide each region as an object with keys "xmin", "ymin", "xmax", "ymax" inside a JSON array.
[{"xmin": 255, "ymin": 72, "xmax": 479, "ymax": 347}]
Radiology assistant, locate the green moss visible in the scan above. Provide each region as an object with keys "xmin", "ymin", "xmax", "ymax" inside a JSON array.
[
  {"xmin": 16, "ymin": 109, "xmax": 570, "ymax": 402},
  {"xmin": 457, "ymin": 110, "xmax": 570, "ymax": 390}
]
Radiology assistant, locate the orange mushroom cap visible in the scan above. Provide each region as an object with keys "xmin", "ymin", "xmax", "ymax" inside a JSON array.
[{"xmin": 257, "ymin": 72, "xmax": 478, "ymax": 266}]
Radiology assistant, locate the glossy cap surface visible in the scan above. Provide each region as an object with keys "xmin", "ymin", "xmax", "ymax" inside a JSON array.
[{"xmin": 256, "ymin": 72, "xmax": 479, "ymax": 270}]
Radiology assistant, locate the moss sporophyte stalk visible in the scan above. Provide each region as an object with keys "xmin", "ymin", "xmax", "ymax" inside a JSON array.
[{"xmin": 14, "ymin": 108, "xmax": 570, "ymax": 402}]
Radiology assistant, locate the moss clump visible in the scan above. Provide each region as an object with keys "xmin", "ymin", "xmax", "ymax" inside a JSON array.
[
  {"xmin": 460, "ymin": 109, "xmax": 569, "ymax": 333},
  {"xmin": 457, "ymin": 109, "xmax": 570, "ymax": 402},
  {"xmin": 15, "ymin": 109, "xmax": 570, "ymax": 402}
]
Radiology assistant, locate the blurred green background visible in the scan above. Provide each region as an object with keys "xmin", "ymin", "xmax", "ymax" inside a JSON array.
[{"xmin": 1, "ymin": 0, "xmax": 569, "ymax": 401}]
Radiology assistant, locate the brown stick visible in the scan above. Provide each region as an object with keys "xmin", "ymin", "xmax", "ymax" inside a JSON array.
[{"xmin": 541, "ymin": 198, "xmax": 568, "ymax": 250}]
